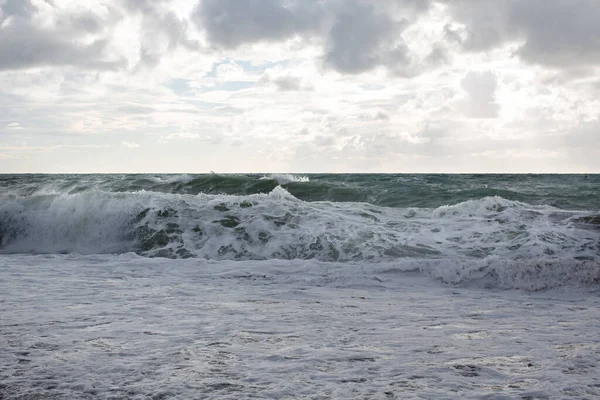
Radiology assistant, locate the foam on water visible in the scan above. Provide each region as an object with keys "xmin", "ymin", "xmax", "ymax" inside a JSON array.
[
  {"xmin": 147, "ymin": 174, "xmax": 194, "ymax": 184},
  {"xmin": 1, "ymin": 254, "xmax": 599, "ymax": 398},
  {"xmin": 3, "ymin": 173, "xmax": 598, "ymax": 210},
  {"xmin": 2, "ymin": 174, "xmax": 599, "ymax": 399},
  {"xmin": 267, "ymin": 173, "xmax": 310, "ymax": 184}
]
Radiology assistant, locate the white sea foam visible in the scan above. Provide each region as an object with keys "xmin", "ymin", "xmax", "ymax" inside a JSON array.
[
  {"xmin": 265, "ymin": 173, "xmax": 310, "ymax": 184},
  {"xmin": 146, "ymin": 174, "xmax": 194, "ymax": 184},
  {"xmin": 1, "ymin": 254, "xmax": 599, "ymax": 399},
  {"xmin": 2, "ymin": 175, "xmax": 597, "ymax": 398}
]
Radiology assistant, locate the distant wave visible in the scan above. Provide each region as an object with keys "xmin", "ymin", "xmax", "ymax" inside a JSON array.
[
  {"xmin": 261, "ymin": 174, "xmax": 310, "ymax": 184},
  {"xmin": 146, "ymin": 174, "xmax": 195, "ymax": 184},
  {"xmin": 2, "ymin": 173, "xmax": 598, "ymax": 211}
]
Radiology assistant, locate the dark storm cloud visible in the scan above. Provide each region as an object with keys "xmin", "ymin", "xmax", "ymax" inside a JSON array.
[
  {"xmin": 387, "ymin": 0, "xmax": 432, "ymax": 13},
  {"xmin": 3, "ymin": 0, "xmax": 596, "ymax": 76},
  {"xmin": 510, "ymin": 0, "xmax": 600, "ymax": 68},
  {"xmin": 123, "ymin": 0, "xmax": 173, "ymax": 13},
  {"xmin": 444, "ymin": 0, "xmax": 600, "ymax": 69},
  {"xmin": 1, "ymin": 0, "xmax": 35, "ymax": 17},
  {"xmin": 0, "ymin": 0, "xmax": 123, "ymax": 71},
  {"xmin": 0, "ymin": 1, "xmax": 122, "ymax": 70},
  {"xmin": 323, "ymin": 1, "xmax": 412, "ymax": 75},
  {"xmin": 322, "ymin": 0, "xmax": 444, "ymax": 76},
  {"xmin": 193, "ymin": 0, "xmax": 434, "ymax": 76},
  {"xmin": 193, "ymin": 0, "xmax": 323, "ymax": 48},
  {"xmin": 0, "ymin": 29, "xmax": 118, "ymax": 71}
]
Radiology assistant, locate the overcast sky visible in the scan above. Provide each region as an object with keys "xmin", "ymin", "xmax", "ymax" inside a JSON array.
[{"xmin": 0, "ymin": 0, "xmax": 599, "ymax": 173}]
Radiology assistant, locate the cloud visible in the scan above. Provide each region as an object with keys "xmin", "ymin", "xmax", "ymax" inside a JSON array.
[
  {"xmin": 0, "ymin": 0, "xmax": 199, "ymax": 72},
  {"xmin": 6, "ymin": 122, "xmax": 24, "ymax": 130},
  {"xmin": 260, "ymin": 71, "xmax": 313, "ymax": 91},
  {"xmin": 358, "ymin": 111, "xmax": 390, "ymax": 121},
  {"xmin": 193, "ymin": 0, "xmax": 322, "ymax": 48},
  {"xmin": 285, "ymin": 119, "xmax": 471, "ymax": 172},
  {"xmin": 272, "ymin": 76, "xmax": 303, "ymax": 91},
  {"xmin": 193, "ymin": 0, "xmax": 435, "ymax": 76},
  {"xmin": 442, "ymin": 0, "xmax": 510, "ymax": 52},
  {"xmin": 560, "ymin": 119, "xmax": 600, "ymax": 167},
  {"xmin": 158, "ymin": 132, "xmax": 223, "ymax": 144},
  {"xmin": 126, "ymin": 0, "xmax": 200, "ymax": 69},
  {"xmin": 460, "ymin": 71, "xmax": 499, "ymax": 119},
  {"xmin": 123, "ymin": 0, "xmax": 173, "ymax": 13},
  {"xmin": 116, "ymin": 105, "xmax": 156, "ymax": 115},
  {"xmin": 1, "ymin": 0, "xmax": 35, "ymax": 18},
  {"xmin": 1, "ymin": 0, "xmax": 599, "ymax": 173},
  {"xmin": 323, "ymin": 1, "xmax": 414, "ymax": 75},
  {"xmin": 415, "ymin": 122, "xmax": 448, "ymax": 142},
  {"xmin": 445, "ymin": 0, "xmax": 600, "ymax": 70},
  {"xmin": 0, "ymin": 0, "xmax": 125, "ymax": 71},
  {"xmin": 510, "ymin": 0, "xmax": 600, "ymax": 69},
  {"xmin": 0, "ymin": 30, "xmax": 116, "ymax": 71},
  {"xmin": 122, "ymin": 141, "xmax": 140, "ymax": 148},
  {"xmin": 0, "ymin": 144, "xmax": 109, "ymax": 153},
  {"xmin": 0, "ymin": 2, "xmax": 123, "ymax": 71}
]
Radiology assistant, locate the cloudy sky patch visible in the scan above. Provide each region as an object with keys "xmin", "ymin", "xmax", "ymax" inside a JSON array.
[{"xmin": 0, "ymin": 0, "xmax": 598, "ymax": 172}]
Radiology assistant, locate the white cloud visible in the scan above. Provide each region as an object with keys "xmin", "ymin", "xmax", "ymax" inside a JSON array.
[
  {"xmin": 121, "ymin": 141, "xmax": 140, "ymax": 148},
  {"xmin": 459, "ymin": 71, "xmax": 499, "ymax": 119},
  {"xmin": 6, "ymin": 122, "xmax": 24, "ymax": 130},
  {"xmin": 0, "ymin": 0, "xmax": 598, "ymax": 172}
]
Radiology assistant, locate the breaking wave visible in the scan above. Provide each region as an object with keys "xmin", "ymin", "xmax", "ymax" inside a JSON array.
[{"xmin": 1, "ymin": 185, "xmax": 599, "ymax": 289}]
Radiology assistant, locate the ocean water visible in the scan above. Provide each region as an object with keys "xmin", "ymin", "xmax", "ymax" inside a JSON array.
[
  {"xmin": 1, "ymin": 174, "xmax": 599, "ymax": 398},
  {"xmin": 1, "ymin": 173, "xmax": 599, "ymax": 288}
]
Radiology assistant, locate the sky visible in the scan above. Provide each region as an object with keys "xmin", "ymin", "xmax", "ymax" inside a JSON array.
[{"xmin": 0, "ymin": 0, "xmax": 599, "ymax": 173}]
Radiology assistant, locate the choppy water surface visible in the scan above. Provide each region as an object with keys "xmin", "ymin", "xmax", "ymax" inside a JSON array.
[
  {"xmin": 1, "ymin": 173, "xmax": 599, "ymax": 289},
  {"xmin": 1, "ymin": 174, "xmax": 600, "ymax": 399}
]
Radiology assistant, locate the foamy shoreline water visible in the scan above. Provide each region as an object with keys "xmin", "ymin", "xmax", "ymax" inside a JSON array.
[
  {"xmin": 1, "ymin": 254, "xmax": 599, "ymax": 399},
  {"xmin": 1, "ymin": 174, "xmax": 598, "ymax": 398}
]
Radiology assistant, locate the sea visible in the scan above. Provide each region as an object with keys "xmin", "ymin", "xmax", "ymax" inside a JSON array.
[{"xmin": 1, "ymin": 173, "xmax": 599, "ymax": 399}]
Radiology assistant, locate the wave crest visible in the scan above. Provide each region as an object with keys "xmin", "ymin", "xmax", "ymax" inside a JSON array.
[
  {"xmin": 1, "ymin": 192, "xmax": 598, "ymax": 290},
  {"xmin": 262, "ymin": 174, "xmax": 310, "ymax": 184}
]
